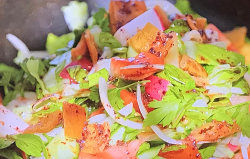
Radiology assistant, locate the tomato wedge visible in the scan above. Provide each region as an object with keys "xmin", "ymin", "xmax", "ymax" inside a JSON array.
[
  {"xmin": 111, "ymin": 52, "xmax": 164, "ymax": 80},
  {"xmin": 120, "ymin": 89, "xmax": 141, "ymax": 114},
  {"xmin": 158, "ymin": 144, "xmax": 202, "ymax": 159}
]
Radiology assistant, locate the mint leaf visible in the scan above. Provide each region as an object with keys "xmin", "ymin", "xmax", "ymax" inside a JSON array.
[
  {"xmin": 198, "ymin": 144, "xmax": 216, "ymax": 159},
  {"xmin": 15, "ymin": 134, "xmax": 48, "ymax": 158}
]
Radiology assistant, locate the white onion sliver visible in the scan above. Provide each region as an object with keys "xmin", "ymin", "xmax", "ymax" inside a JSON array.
[
  {"xmin": 136, "ymin": 84, "xmax": 182, "ymax": 145},
  {"xmin": 88, "ymin": 114, "xmax": 107, "ymax": 124},
  {"xmin": 118, "ymin": 102, "xmax": 133, "ymax": 116},
  {"xmin": 239, "ymin": 133, "xmax": 250, "ymax": 159},
  {"xmin": 241, "ymin": 146, "xmax": 249, "ymax": 159},
  {"xmin": 6, "ymin": 34, "xmax": 30, "ymax": 55},
  {"xmin": 121, "ymin": 64, "xmax": 165, "ymax": 70},
  {"xmin": 99, "ymin": 77, "xmax": 143, "ymax": 129},
  {"xmin": 100, "ymin": 116, "xmax": 116, "ymax": 126}
]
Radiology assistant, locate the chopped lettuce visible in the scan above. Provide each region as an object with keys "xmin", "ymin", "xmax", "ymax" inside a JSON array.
[
  {"xmin": 185, "ymin": 41, "xmax": 245, "ymax": 66},
  {"xmin": 61, "ymin": 1, "xmax": 88, "ymax": 31},
  {"xmin": 43, "ymin": 67, "xmax": 64, "ymax": 94},
  {"xmin": 33, "ymin": 102, "xmax": 62, "ymax": 117},
  {"xmin": 46, "ymin": 33, "xmax": 74, "ymax": 55},
  {"xmin": 208, "ymin": 64, "xmax": 247, "ymax": 86},
  {"xmin": 161, "ymin": 144, "xmax": 187, "ymax": 152},
  {"xmin": 233, "ymin": 77, "xmax": 250, "ymax": 95},
  {"xmin": 175, "ymin": 0, "xmax": 201, "ymax": 18},
  {"xmin": 67, "ymin": 65, "xmax": 88, "ymax": 83}
]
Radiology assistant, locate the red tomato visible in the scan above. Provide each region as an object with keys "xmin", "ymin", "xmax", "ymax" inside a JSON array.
[
  {"xmin": 60, "ymin": 58, "xmax": 93, "ymax": 83},
  {"xmin": 158, "ymin": 144, "xmax": 202, "ymax": 159},
  {"xmin": 78, "ymin": 140, "xmax": 142, "ymax": 159},
  {"xmin": 110, "ymin": 52, "xmax": 164, "ymax": 80}
]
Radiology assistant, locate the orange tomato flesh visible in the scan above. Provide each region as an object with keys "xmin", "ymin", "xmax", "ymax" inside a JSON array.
[
  {"xmin": 71, "ymin": 33, "xmax": 87, "ymax": 61},
  {"xmin": 120, "ymin": 89, "xmax": 141, "ymax": 114}
]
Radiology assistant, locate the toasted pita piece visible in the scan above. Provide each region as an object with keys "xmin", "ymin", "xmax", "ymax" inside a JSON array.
[
  {"xmin": 84, "ymin": 29, "xmax": 99, "ymax": 64},
  {"xmin": 192, "ymin": 76, "xmax": 209, "ymax": 87},
  {"xmin": 109, "ymin": 1, "xmax": 147, "ymax": 34},
  {"xmin": 195, "ymin": 17, "xmax": 207, "ymax": 30},
  {"xmin": 71, "ymin": 33, "xmax": 87, "ymax": 61},
  {"xmin": 127, "ymin": 22, "xmax": 173, "ymax": 61},
  {"xmin": 23, "ymin": 110, "xmax": 62, "ymax": 134},
  {"xmin": 224, "ymin": 27, "xmax": 247, "ymax": 49},
  {"xmin": 63, "ymin": 102, "xmax": 86, "ymax": 139},
  {"xmin": 180, "ymin": 54, "xmax": 208, "ymax": 78},
  {"xmin": 154, "ymin": 5, "xmax": 171, "ymax": 30},
  {"xmin": 190, "ymin": 121, "xmax": 240, "ymax": 142}
]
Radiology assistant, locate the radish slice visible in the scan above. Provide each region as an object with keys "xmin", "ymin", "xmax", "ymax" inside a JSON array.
[
  {"xmin": 121, "ymin": 64, "xmax": 165, "ymax": 70},
  {"xmin": 88, "ymin": 114, "xmax": 107, "ymax": 124},
  {"xmin": 136, "ymin": 84, "xmax": 182, "ymax": 144},
  {"xmin": 99, "ymin": 77, "xmax": 143, "ymax": 129},
  {"xmin": 0, "ymin": 105, "xmax": 29, "ymax": 137}
]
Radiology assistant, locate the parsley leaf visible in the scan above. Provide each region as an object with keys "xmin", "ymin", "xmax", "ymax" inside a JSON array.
[
  {"xmin": 234, "ymin": 102, "xmax": 250, "ymax": 137},
  {"xmin": 89, "ymin": 86, "xmax": 100, "ymax": 103},
  {"xmin": 92, "ymin": 8, "xmax": 110, "ymax": 32},
  {"xmin": 15, "ymin": 134, "xmax": 48, "ymax": 158},
  {"xmin": 143, "ymin": 99, "xmax": 181, "ymax": 127},
  {"xmin": 108, "ymin": 88, "xmax": 124, "ymax": 111},
  {"xmin": 198, "ymin": 144, "xmax": 217, "ymax": 159}
]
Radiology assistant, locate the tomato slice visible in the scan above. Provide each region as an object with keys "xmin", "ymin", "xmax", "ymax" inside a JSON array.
[
  {"xmin": 111, "ymin": 52, "xmax": 164, "ymax": 80},
  {"xmin": 158, "ymin": 144, "xmax": 202, "ymax": 159},
  {"xmin": 60, "ymin": 58, "xmax": 93, "ymax": 83}
]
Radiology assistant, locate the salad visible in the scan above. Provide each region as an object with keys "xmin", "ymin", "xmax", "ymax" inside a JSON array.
[{"xmin": 1, "ymin": 0, "xmax": 250, "ymax": 159}]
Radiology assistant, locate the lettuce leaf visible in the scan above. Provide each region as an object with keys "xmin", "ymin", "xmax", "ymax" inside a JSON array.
[
  {"xmin": 185, "ymin": 41, "xmax": 245, "ymax": 66},
  {"xmin": 46, "ymin": 33, "xmax": 74, "ymax": 55},
  {"xmin": 175, "ymin": 0, "xmax": 201, "ymax": 18},
  {"xmin": 67, "ymin": 65, "xmax": 88, "ymax": 83},
  {"xmin": 99, "ymin": 32, "xmax": 122, "ymax": 49},
  {"xmin": 233, "ymin": 77, "xmax": 250, "ymax": 95},
  {"xmin": 61, "ymin": 1, "xmax": 88, "ymax": 31},
  {"xmin": 157, "ymin": 64, "xmax": 195, "ymax": 89},
  {"xmin": 208, "ymin": 64, "xmax": 247, "ymax": 86}
]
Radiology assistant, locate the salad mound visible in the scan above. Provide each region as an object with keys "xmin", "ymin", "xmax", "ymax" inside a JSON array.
[{"xmin": 1, "ymin": 0, "xmax": 250, "ymax": 159}]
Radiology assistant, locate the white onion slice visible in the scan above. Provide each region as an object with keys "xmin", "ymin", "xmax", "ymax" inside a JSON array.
[
  {"xmin": 136, "ymin": 84, "xmax": 182, "ymax": 144},
  {"xmin": 118, "ymin": 102, "xmax": 133, "ymax": 116},
  {"xmin": 88, "ymin": 114, "xmax": 107, "ymax": 124},
  {"xmin": 121, "ymin": 64, "xmax": 165, "ymax": 70},
  {"xmin": 0, "ymin": 105, "xmax": 29, "ymax": 137},
  {"xmin": 100, "ymin": 116, "xmax": 116, "ymax": 126},
  {"xmin": 99, "ymin": 77, "xmax": 143, "ymax": 129},
  {"xmin": 239, "ymin": 133, "xmax": 250, "ymax": 159},
  {"xmin": 6, "ymin": 33, "xmax": 30, "ymax": 55}
]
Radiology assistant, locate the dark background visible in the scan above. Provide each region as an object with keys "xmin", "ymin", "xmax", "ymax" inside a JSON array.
[{"xmin": 0, "ymin": 0, "xmax": 250, "ymax": 66}]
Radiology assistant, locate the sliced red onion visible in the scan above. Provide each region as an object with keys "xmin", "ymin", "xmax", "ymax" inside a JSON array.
[
  {"xmin": 88, "ymin": 114, "xmax": 107, "ymax": 124},
  {"xmin": 118, "ymin": 102, "xmax": 133, "ymax": 116},
  {"xmin": 99, "ymin": 77, "xmax": 143, "ymax": 129},
  {"xmin": 136, "ymin": 83, "xmax": 182, "ymax": 144},
  {"xmin": 121, "ymin": 64, "xmax": 164, "ymax": 70}
]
